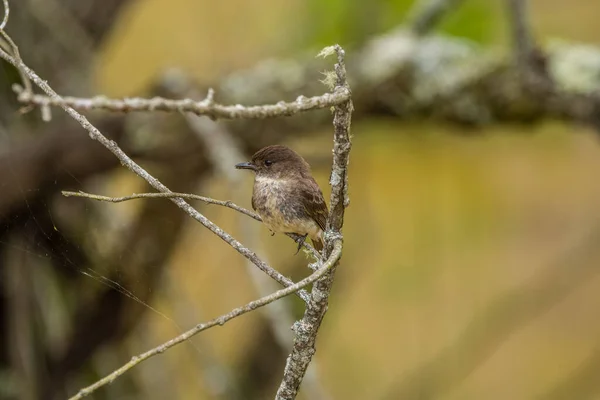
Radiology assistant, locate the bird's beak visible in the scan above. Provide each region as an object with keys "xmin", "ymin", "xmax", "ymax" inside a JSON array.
[{"xmin": 235, "ymin": 161, "xmax": 257, "ymax": 171}]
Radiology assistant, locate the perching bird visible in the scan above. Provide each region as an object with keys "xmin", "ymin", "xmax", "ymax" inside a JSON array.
[{"xmin": 235, "ymin": 145, "xmax": 328, "ymax": 252}]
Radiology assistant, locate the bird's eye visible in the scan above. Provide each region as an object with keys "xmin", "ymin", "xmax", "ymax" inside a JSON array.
[{"xmin": 264, "ymin": 160, "xmax": 273, "ymax": 167}]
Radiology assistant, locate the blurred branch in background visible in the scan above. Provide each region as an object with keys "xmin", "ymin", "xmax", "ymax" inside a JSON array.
[
  {"xmin": 540, "ymin": 347, "xmax": 600, "ymax": 400},
  {"xmin": 507, "ymin": 0, "xmax": 536, "ymax": 78},
  {"xmin": 15, "ymin": 28, "xmax": 600, "ymax": 132},
  {"xmin": 408, "ymin": 0, "xmax": 464, "ymax": 36}
]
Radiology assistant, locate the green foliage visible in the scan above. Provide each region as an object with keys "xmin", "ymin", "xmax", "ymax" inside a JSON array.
[
  {"xmin": 437, "ymin": 1, "xmax": 499, "ymax": 43},
  {"xmin": 300, "ymin": 0, "xmax": 498, "ymax": 50}
]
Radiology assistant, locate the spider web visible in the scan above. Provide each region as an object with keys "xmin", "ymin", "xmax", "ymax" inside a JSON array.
[{"xmin": 0, "ymin": 134, "xmax": 181, "ymax": 329}]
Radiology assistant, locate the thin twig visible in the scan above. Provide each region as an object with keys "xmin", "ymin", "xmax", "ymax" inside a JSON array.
[
  {"xmin": 0, "ymin": 30, "xmax": 309, "ymax": 303},
  {"xmin": 408, "ymin": 0, "xmax": 464, "ymax": 36},
  {"xmin": 68, "ymin": 240, "xmax": 342, "ymax": 400},
  {"xmin": 62, "ymin": 190, "xmax": 262, "ymax": 221},
  {"xmin": 0, "ymin": 0, "xmax": 8, "ymax": 30},
  {"xmin": 0, "ymin": 6, "xmax": 32, "ymax": 96},
  {"xmin": 276, "ymin": 44, "xmax": 353, "ymax": 400},
  {"xmin": 62, "ymin": 189, "xmax": 321, "ymax": 259},
  {"xmin": 13, "ymin": 84, "xmax": 351, "ymax": 120}
]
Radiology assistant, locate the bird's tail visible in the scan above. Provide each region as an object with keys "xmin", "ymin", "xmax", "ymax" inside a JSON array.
[{"xmin": 312, "ymin": 237, "xmax": 324, "ymax": 252}]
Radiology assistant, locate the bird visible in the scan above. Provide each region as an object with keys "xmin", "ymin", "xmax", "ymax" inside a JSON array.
[{"xmin": 235, "ymin": 145, "xmax": 328, "ymax": 253}]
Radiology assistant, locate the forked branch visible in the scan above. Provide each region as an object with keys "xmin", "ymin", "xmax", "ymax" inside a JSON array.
[
  {"xmin": 0, "ymin": 1, "xmax": 351, "ymax": 397},
  {"xmin": 69, "ymin": 240, "xmax": 343, "ymax": 400}
]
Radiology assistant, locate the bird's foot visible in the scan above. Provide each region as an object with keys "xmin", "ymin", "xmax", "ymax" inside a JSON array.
[
  {"xmin": 270, "ymin": 230, "xmax": 275, "ymax": 237},
  {"xmin": 294, "ymin": 234, "xmax": 308, "ymax": 255}
]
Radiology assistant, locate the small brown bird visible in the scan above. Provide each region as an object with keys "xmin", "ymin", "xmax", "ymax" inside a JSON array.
[{"xmin": 235, "ymin": 145, "xmax": 328, "ymax": 252}]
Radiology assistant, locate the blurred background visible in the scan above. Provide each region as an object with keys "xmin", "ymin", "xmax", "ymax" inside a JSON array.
[{"xmin": 2, "ymin": 0, "xmax": 600, "ymax": 399}]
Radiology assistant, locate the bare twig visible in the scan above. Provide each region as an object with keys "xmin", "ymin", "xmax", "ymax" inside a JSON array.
[
  {"xmin": 275, "ymin": 44, "xmax": 353, "ymax": 400},
  {"xmin": 0, "ymin": 31, "xmax": 310, "ymax": 303},
  {"xmin": 408, "ymin": 0, "xmax": 464, "ymax": 36},
  {"xmin": 61, "ymin": 189, "xmax": 321, "ymax": 259},
  {"xmin": 13, "ymin": 84, "xmax": 351, "ymax": 120},
  {"xmin": 69, "ymin": 240, "xmax": 343, "ymax": 400},
  {"xmin": 0, "ymin": 7, "xmax": 32, "ymax": 96},
  {"xmin": 62, "ymin": 190, "xmax": 262, "ymax": 221},
  {"xmin": 0, "ymin": 0, "xmax": 8, "ymax": 30}
]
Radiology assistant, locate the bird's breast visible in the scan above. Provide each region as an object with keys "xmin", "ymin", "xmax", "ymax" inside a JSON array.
[{"xmin": 252, "ymin": 176, "xmax": 321, "ymax": 240}]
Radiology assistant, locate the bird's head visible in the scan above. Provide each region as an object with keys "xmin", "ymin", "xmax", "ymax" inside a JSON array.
[{"xmin": 235, "ymin": 145, "xmax": 311, "ymax": 179}]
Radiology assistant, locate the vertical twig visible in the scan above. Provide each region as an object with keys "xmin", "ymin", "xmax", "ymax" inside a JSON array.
[
  {"xmin": 185, "ymin": 111, "xmax": 330, "ymax": 400},
  {"xmin": 275, "ymin": 45, "xmax": 353, "ymax": 400}
]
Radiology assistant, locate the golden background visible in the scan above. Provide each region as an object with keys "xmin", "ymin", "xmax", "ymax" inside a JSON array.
[{"xmin": 72, "ymin": 0, "xmax": 600, "ymax": 398}]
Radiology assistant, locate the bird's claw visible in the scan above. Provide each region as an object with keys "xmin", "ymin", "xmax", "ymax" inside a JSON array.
[{"xmin": 294, "ymin": 234, "xmax": 308, "ymax": 255}]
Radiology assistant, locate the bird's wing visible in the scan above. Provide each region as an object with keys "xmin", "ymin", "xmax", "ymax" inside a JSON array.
[{"xmin": 300, "ymin": 178, "xmax": 328, "ymax": 231}]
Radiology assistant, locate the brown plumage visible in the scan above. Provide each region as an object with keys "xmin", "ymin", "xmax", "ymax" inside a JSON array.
[{"xmin": 235, "ymin": 145, "xmax": 328, "ymax": 252}]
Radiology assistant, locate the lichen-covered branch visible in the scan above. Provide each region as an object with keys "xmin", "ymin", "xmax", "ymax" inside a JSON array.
[
  {"xmin": 69, "ymin": 240, "xmax": 343, "ymax": 400},
  {"xmin": 13, "ymin": 31, "xmax": 600, "ymax": 132},
  {"xmin": 13, "ymin": 83, "xmax": 350, "ymax": 120},
  {"xmin": 275, "ymin": 45, "xmax": 353, "ymax": 400}
]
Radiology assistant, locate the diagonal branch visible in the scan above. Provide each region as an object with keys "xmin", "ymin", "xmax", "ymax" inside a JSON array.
[
  {"xmin": 0, "ymin": 27, "xmax": 310, "ymax": 303},
  {"xmin": 68, "ymin": 240, "xmax": 343, "ymax": 400}
]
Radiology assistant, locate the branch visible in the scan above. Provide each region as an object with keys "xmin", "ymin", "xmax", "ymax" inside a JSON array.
[
  {"xmin": 1, "ymin": 0, "xmax": 8, "ymax": 30},
  {"xmin": 275, "ymin": 44, "xmax": 353, "ymax": 399},
  {"xmin": 0, "ymin": 25, "xmax": 310, "ymax": 303},
  {"xmin": 506, "ymin": 0, "xmax": 535, "ymax": 77},
  {"xmin": 10, "ymin": 26, "xmax": 600, "ymax": 129},
  {"xmin": 69, "ymin": 240, "xmax": 343, "ymax": 400},
  {"xmin": 13, "ymin": 83, "xmax": 350, "ymax": 119},
  {"xmin": 62, "ymin": 190, "xmax": 262, "ymax": 222},
  {"xmin": 61, "ymin": 190, "xmax": 321, "ymax": 260},
  {"xmin": 408, "ymin": 0, "xmax": 464, "ymax": 36}
]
